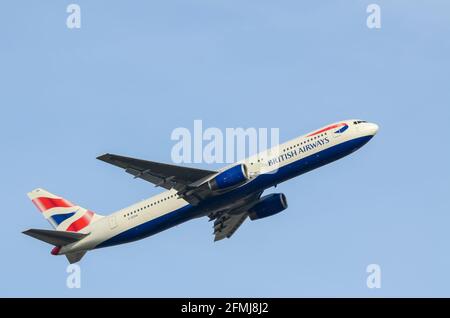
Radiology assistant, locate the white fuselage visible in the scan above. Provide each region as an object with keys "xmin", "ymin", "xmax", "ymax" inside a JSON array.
[{"xmin": 60, "ymin": 120, "xmax": 378, "ymax": 254}]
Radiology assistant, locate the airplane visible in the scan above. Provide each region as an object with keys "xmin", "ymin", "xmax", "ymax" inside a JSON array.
[{"xmin": 23, "ymin": 119, "xmax": 378, "ymax": 263}]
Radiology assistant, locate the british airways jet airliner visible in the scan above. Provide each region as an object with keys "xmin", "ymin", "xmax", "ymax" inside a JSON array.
[{"xmin": 24, "ymin": 120, "xmax": 378, "ymax": 263}]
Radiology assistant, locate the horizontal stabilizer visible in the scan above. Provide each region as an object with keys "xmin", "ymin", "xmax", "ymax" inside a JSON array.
[{"xmin": 23, "ymin": 229, "xmax": 88, "ymax": 246}]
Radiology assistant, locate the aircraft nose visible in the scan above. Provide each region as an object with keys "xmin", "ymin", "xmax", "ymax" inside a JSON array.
[{"xmin": 366, "ymin": 123, "xmax": 379, "ymax": 135}]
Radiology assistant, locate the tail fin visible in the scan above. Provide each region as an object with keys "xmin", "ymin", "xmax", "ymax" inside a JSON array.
[{"xmin": 27, "ymin": 188, "xmax": 102, "ymax": 232}]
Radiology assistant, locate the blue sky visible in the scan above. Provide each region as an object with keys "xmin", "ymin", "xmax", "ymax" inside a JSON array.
[{"xmin": 1, "ymin": 1, "xmax": 449, "ymax": 297}]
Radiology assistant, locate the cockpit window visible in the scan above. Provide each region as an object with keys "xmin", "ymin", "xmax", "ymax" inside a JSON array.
[{"xmin": 353, "ymin": 120, "xmax": 367, "ymax": 125}]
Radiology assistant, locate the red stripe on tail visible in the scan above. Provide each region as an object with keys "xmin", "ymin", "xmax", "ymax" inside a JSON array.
[
  {"xmin": 65, "ymin": 211, "xmax": 94, "ymax": 232},
  {"xmin": 32, "ymin": 197, "xmax": 74, "ymax": 212}
]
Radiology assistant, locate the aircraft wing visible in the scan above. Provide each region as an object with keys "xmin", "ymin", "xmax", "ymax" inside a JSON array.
[
  {"xmin": 210, "ymin": 192, "xmax": 262, "ymax": 241},
  {"xmin": 212, "ymin": 212, "xmax": 249, "ymax": 241},
  {"xmin": 97, "ymin": 154, "xmax": 216, "ymax": 199}
]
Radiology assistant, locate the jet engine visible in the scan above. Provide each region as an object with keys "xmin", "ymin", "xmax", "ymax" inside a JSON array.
[
  {"xmin": 249, "ymin": 193, "xmax": 288, "ymax": 221},
  {"xmin": 208, "ymin": 164, "xmax": 249, "ymax": 191}
]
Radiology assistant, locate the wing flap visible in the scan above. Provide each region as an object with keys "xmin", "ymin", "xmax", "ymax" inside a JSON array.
[
  {"xmin": 211, "ymin": 191, "xmax": 263, "ymax": 242},
  {"xmin": 214, "ymin": 212, "xmax": 248, "ymax": 241}
]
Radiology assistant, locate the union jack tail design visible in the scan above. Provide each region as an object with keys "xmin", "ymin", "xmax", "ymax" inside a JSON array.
[{"xmin": 27, "ymin": 188, "xmax": 102, "ymax": 232}]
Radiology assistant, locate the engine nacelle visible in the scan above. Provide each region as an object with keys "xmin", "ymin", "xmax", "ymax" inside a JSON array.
[
  {"xmin": 208, "ymin": 164, "xmax": 249, "ymax": 191},
  {"xmin": 249, "ymin": 193, "xmax": 288, "ymax": 221}
]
